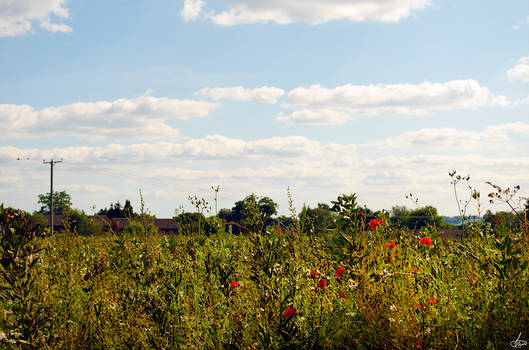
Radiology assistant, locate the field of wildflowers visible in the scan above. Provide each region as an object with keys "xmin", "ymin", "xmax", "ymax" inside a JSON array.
[{"xmin": 0, "ymin": 191, "xmax": 528, "ymax": 349}]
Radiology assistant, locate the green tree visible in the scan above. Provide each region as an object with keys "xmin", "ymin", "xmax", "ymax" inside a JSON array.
[
  {"xmin": 483, "ymin": 210, "xmax": 519, "ymax": 233},
  {"xmin": 174, "ymin": 212, "xmax": 206, "ymax": 235},
  {"xmin": 390, "ymin": 205, "xmax": 411, "ymax": 226},
  {"xmin": 391, "ymin": 205, "xmax": 444, "ymax": 229},
  {"xmin": 37, "ymin": 190, "xmax": 72, "ymax": 215},
  {"xmin": 302, "ymin": 203, "xmax": 336, "ymax": 234},
  {"xmin": 98, "ymin": 199, "xmax": 135, "ymax": 218},
  {"xmin": 232, "ymin": 195, "xmax": 277, "ymax": 222},
  {"xmin": 69, "ymin": 209, "xmax": 103, "ymax": 235},
  {"xmin": 219, "ymin": 194, "xmax": 278, "ymax": 234}
]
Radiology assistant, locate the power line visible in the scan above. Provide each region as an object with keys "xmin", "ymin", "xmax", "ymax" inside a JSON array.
[{"xmin": 43, "ymin": 159, "xmax": 62, "ymax": 234}]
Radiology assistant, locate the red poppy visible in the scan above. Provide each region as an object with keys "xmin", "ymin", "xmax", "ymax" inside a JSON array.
[
  {"xmin": 171, "ymin": 248, "xmax": 177, "ymax": 254},
  {"xmin": 416, "ymin": 345, "xmax": 422, "ymax": 349},
  {"xmin": 428, "ymin": 297, "xmax": 437, "ymax": 305},
  {"xmin": 369, "ymin": 218, "xmax": 383, "ymax": 230},
  {"xmin": 283, "ymin": 307, "xmax": 295, "ymax": 319},
  {"xmin": 230, "ymin": 281, "xmax": 240, "ymax": 290},
  {"xmin": 359, "ymin": 211, "xmax": 364, "ymax": 217},
  {"xmin": 338, "ymin": 291, "xmax": 345, "ymax": 298},
  {"xmin": 417, "ymin": 303, "xmax": 423, "ymax": 309},
  {"xmin": 335, "ymin": 267, "xmax": 345, "ymax": 278},
  {"xmin": 309, "ymin": 269, "xmax": 318, "ymax": 278},
  {"xmin": 317, "ymin": 279, "xmax": 327, "ymax": 289},
  {"xmin": 412, "ymin": 268, "xmax": 418, "ymax": 273},
  {"xmin": 385, "ymin": 241, "xmax": 396, "ymax": 249},
  {"xmin": 419, "ymin": 237, "xmax": 433, "ymax": 246},
  {"xmin": 395, "ymin": 252, "xmax": 400, "ymax": 257}
]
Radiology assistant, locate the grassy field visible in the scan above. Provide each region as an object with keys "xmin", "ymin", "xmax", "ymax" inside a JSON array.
[{"xmin": 0, "ymin": 202, "xmax": 528, "ymax": 349}]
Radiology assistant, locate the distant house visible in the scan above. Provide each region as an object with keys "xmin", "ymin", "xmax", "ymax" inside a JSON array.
[
  {"xmin": 110, "ymin": 217, "xmax": 134, "ymax": 233},
  {"xmin": 110, "ymin": 217, "xmax": 179, "ymax": 235},
  {"xmin": 42, "ymin": 215, "xmax": 179, "ymax": 235},
  {"xmin": 44, "ymin": 214, "xmax": 64, "ymax": 232},
  {"xmin": 153, "ymin": 219, "xmax": 179, "ymax": 234}
]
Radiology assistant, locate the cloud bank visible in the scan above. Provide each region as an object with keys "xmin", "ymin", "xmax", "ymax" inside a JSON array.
[
  {"xmin": 0, "ymin": 96, "xmax": 218, "ymax": 141},
  {"xmin": 182, "ymin": 0, "xmax": 431, "ymax": 25},
  {"xmin": 195, "ymin": 86, "xmax": 285, "ymax": 104},
  {"xmin": 0, "ymin": 0, "xmax": 71, "ymax": 37},
  {"xmin": 278, "ymin": 80, "xmax": 510, "ymax": 125}
]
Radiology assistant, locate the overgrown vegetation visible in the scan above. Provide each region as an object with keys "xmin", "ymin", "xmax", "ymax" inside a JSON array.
[{"xmin": 1, "ymin": 176, "xmax": 528, "ymax": 349}]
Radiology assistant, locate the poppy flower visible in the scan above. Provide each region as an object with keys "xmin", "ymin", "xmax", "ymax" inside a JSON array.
[
  {"xmin": 369, "ymin": 218, "xmax": 383, "ymax": 230},
  {"xmin": 419, "ymin": 237, "xmax": 433, "ymax": 246},
  {"xmin": 417, "ymin": 303, "xmax": 423, "ymax": 309},
  {"xmin": 283, "ymin": 307, "xmax": 295, "ymax": 319},
  {"xmin": 385, "ymin": 241, "xmax": 396, "ymax": 249},
  {"xmin": 309, "ymin": 269, "xmax": 318, "ymax": 278},
  {"xmin": 317, "ymin": 279, "xmax": 327, "ymax": 289},
  {"xmin": 416, "ymin": 345, "xmax": 422, "ymax": 349},
  {"xmin": 335, "ymin": 267, "xmax": 345, "ymax": 278},
  {"xmin": 412, "ymin": 268, "xmax": 418, "ymax": 273},
  {"xmin": 428, "ymin": 297, "xmax": 437, "ymax": 305},
  {"xmin": 230, "ymin": 281, "xmax": 240, "ymax": 290},
  {"xmin": 171, "ymin": 248, "xmax": 177, "ymax": 254},
  {"xmin": 338, "ymin": 291, "xmax": 345, "ymax": 298},
  {"xmin": 359, "ymin": 211, "xmax": 364, "ymax": 217}
]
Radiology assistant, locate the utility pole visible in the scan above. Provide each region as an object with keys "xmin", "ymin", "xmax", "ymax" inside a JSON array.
[{"xmin": 43, "ymin": 159, "xmax": 62, "ymax": 234}]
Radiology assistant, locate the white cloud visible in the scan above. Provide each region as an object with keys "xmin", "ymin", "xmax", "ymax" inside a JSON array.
[
  {"xmin": 181, "ymin": 0, "xmax": 205, "ymax": 21},
  {"xmin": 361, "ymin": 122, "xmax": 529, "ymax": 154},
  {"xmin": 192, "ymin": 0, "xmax": 431, "ymax": 26},
  {"xmin": 276, "ymin": 109, "xmax": 350, "ymax": 125},
  {"xmin": 1, "ymin": 124, "xmax": 528, "ymax": 217},
  {"xmin": 40, "ymin": 19, "xmax": 72, "ymax": 33},
  {"xmin": 370, "ymin": 128, "xmax": 507, "ymax": 150},
  {"xmin": 279, "ymin": 80, "xmax": 510, "ymax": 125},
  {"xmin": 507, "ymin": 56, "xmax": 529, "ymax": 82},
  {"xmin": 486, "ymin": 122, "xmax": 529, "ymax": 136},
  {"xmin": 0, "ymin": 0, "xmax": 71, "ymax": 37},
  {"xmin": 195, "ymin": 86, "xmax": 285, "ymax": 104},
  {"xmin": 1, "ymin": 96, "xmax": 218, "ymax": 141},
  {"xmin": 0, "ymin": 135, "xmax": 356, "ymax": 163}
]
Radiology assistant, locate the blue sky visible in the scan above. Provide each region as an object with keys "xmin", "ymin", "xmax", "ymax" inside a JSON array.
[{"xmin": 1, "ymin": 0, "xmax": 528, "ymax": 217}]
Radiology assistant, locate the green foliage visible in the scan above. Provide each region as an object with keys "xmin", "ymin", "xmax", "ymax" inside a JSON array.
[
  {"xmin": 69, "ymin": 209, "xmax": 103, "ymax": 235},
  {"xmin": 303, "ymin": 203, "xmax": 337, "ymax": 234},
  {"xmin": 0, "ymin": 205, "xmax": 50, "ymax": 347},
  {"xmin": 174, "ymin": 212, "xmax": 206, "ymax": 235},
  {"xmin": 123, "ymin": 220, "xmax": 152, "ymax": 236},
  {"xmin": 331, "ymin": 193, "xmax": 362, "ymax": 235},
  {"xmin": 219, "ymin": 194, "xmax": 279, "ymax": 234},
  {"xmin": 391, "ymin": 205, "xmax": 445, "ymax": 230},
  {"xmin": 483, "ymin": 210, "xmax": 519, "ymax": 233},
  {"xmin": 37, "ymin": 190, "xmax": 72, "ymax": 215},
  {"xmin": 30, "ymin": 212, "xmax": 49, "ymax": 234},
  {"xmin": 98, "ymin": 199, "xmax": 135, "ymax": 218}
]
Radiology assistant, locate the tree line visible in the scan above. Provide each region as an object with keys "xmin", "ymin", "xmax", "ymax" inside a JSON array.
[{"xmin": 26, "ymin": 190, "xmax": 529, "ymax": 236}]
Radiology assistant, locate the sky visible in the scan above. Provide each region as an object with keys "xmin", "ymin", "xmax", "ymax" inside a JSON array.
[{"xmin": 1, "ymin": 0, "xmax": 528, "ymax": 218}]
